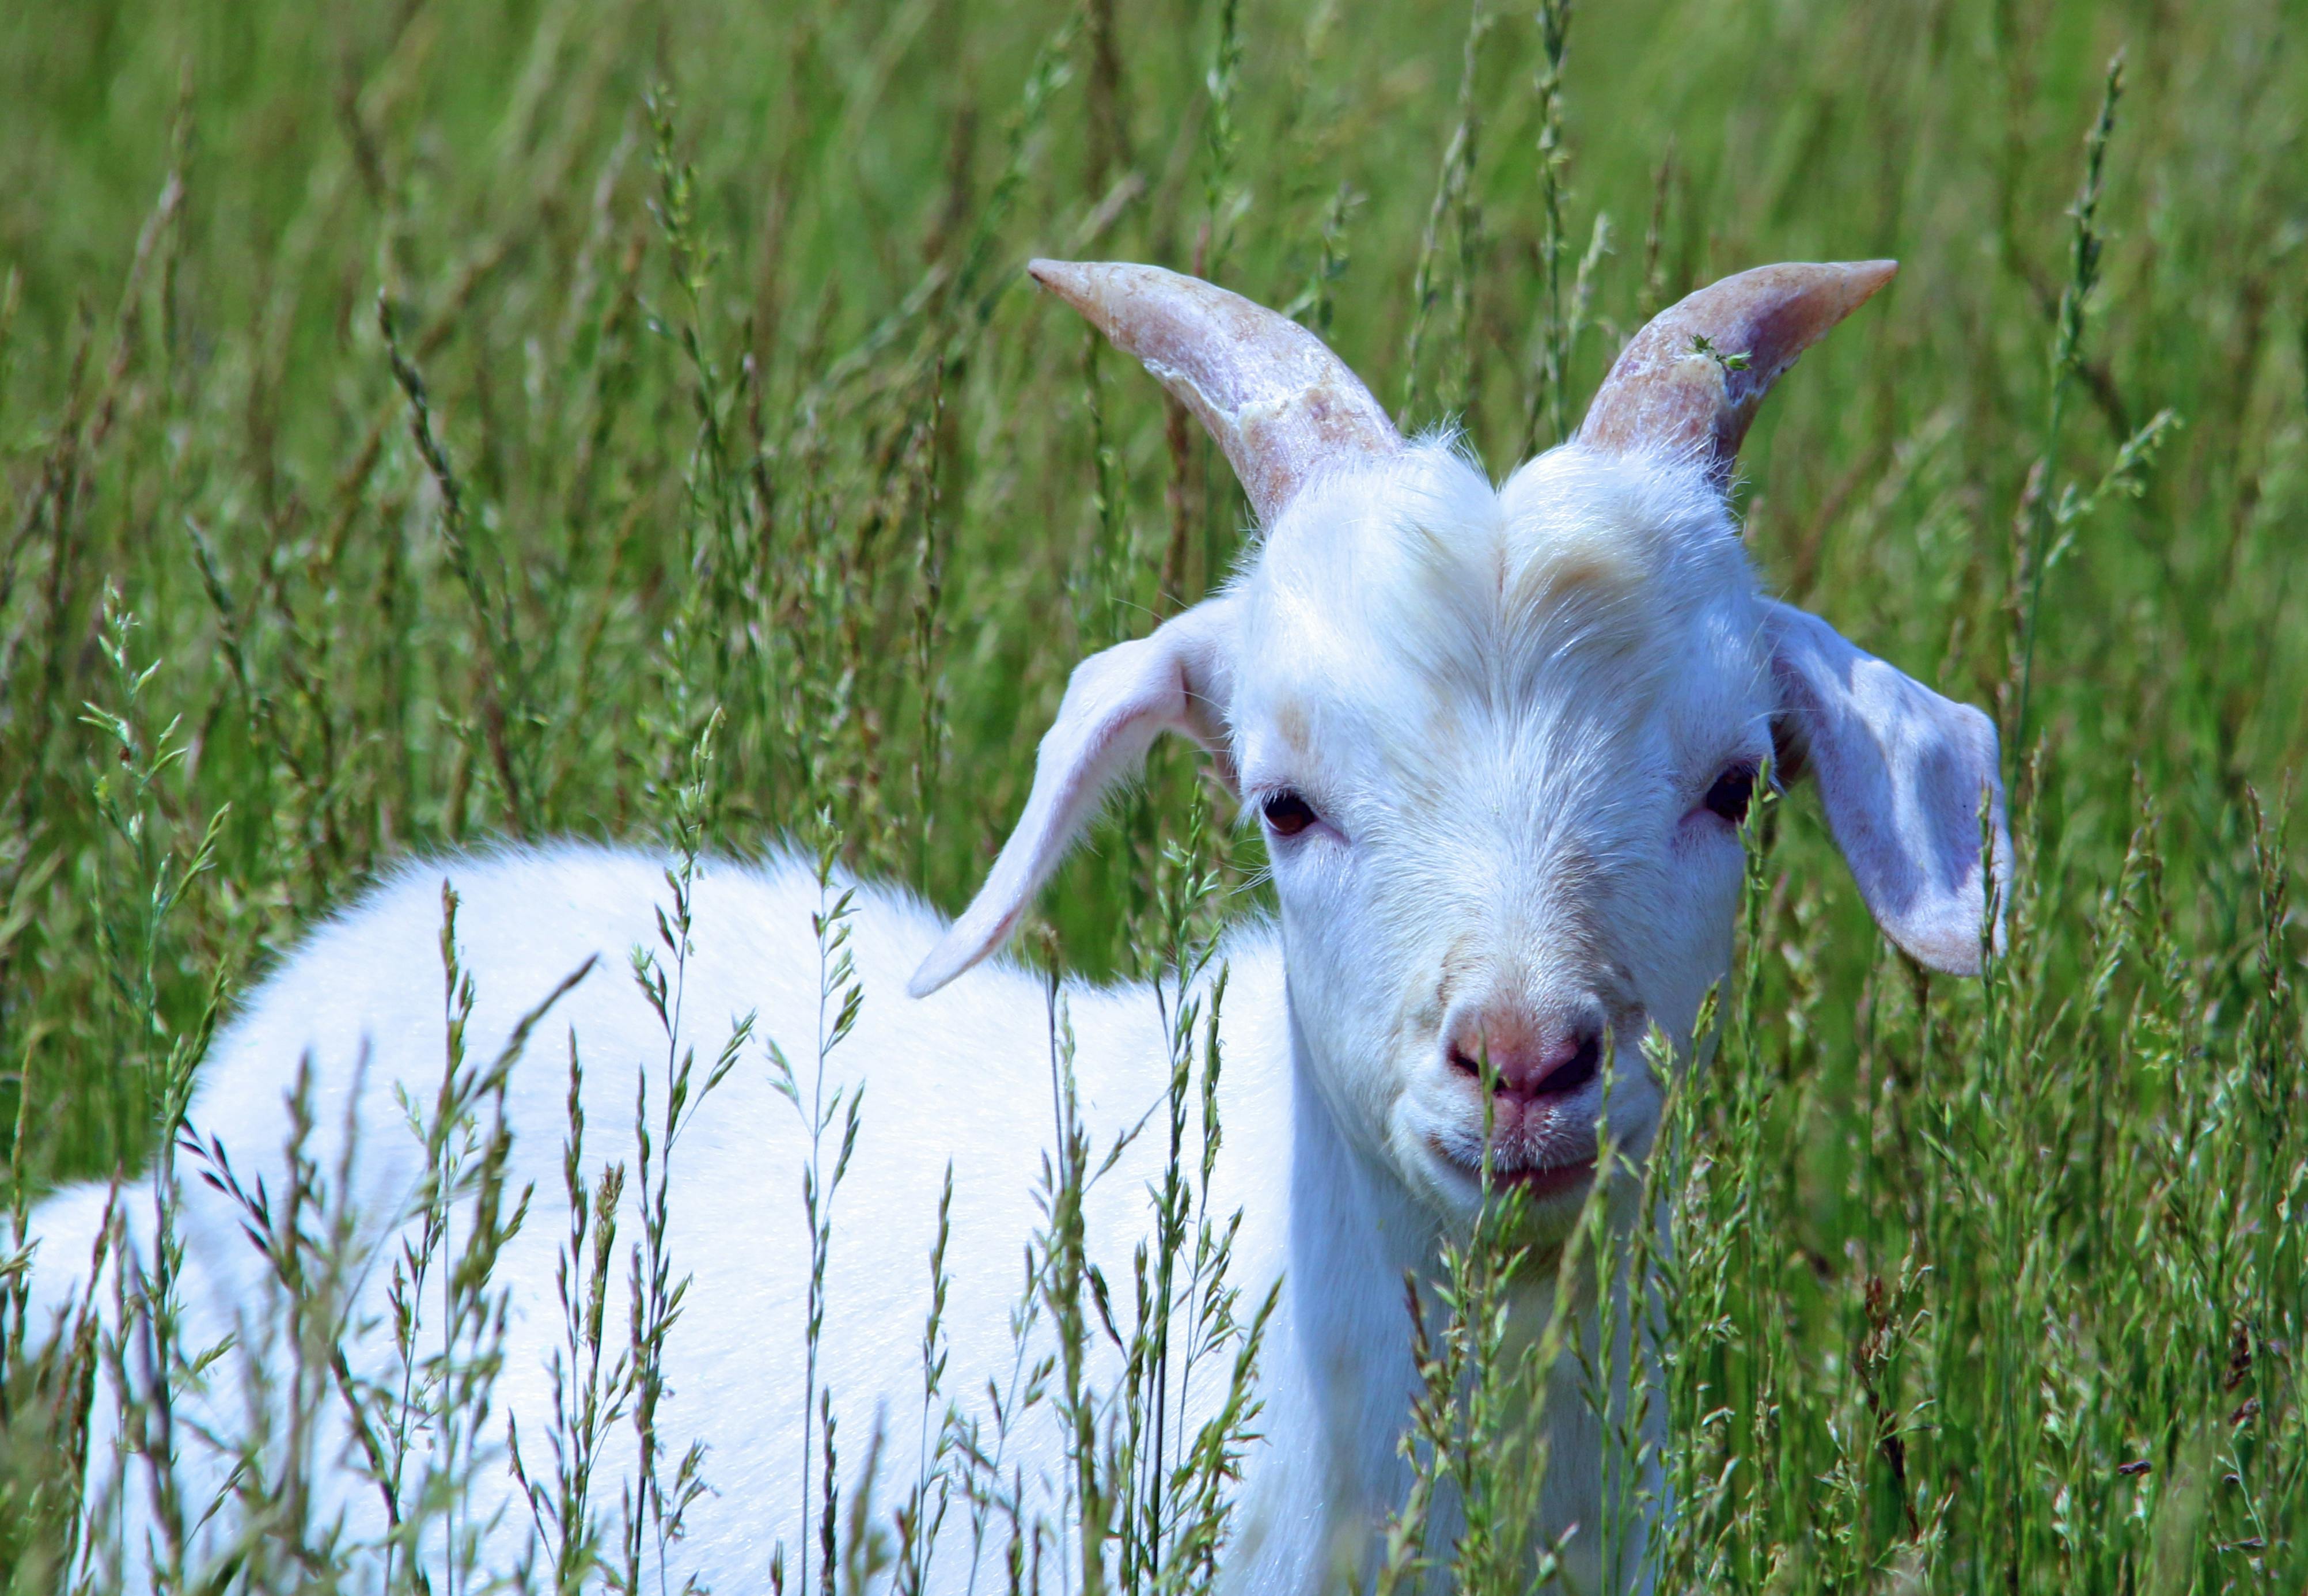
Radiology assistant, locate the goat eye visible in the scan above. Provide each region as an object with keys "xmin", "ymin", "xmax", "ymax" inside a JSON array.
[
  {"xmin": 1703, "ymin": 764, "xmax": 1756, "ymax": 825},
  {"xmin": 1261, "ymin": 790, "xmax": 1320, "ymax": 838}
]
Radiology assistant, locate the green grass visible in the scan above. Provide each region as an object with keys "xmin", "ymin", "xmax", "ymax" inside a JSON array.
[{"xmin": 1, "ymin": 0, "xmax": 2304, "ymax": 1590}]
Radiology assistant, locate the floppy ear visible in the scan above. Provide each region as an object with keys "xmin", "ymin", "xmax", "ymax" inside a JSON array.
[
  {"xmin": 909, "ymin": 597, "xmax": 1238, "ymax": 997},
  {"xmin": 1765, "ymin": 601, "xmax": 2010, "ymax": 976}
]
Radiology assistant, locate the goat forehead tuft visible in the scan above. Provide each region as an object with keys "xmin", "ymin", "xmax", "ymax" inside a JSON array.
[
  {"xmin": 1494, "ymin": 443, "xmax": 1754, "ymax": 620},
  {"xmin": 1237, "ymin": 439, "xmax": 1761, "ymax": 743}
]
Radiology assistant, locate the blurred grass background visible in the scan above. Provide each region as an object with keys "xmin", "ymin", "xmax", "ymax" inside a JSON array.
[{"xmin": 1, "ymin": 0, "xmax": 2304, "ymax": 1589}]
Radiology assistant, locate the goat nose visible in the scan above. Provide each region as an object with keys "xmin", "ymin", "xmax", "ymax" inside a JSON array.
[{"xmin": 1446, "ymin": 1014, "xmax": 1605, "ymax": 1102}]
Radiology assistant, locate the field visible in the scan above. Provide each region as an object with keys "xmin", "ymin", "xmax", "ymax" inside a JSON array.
[{"xmin": 2, "ymin": 0, "xmax": 2305, "ymax": 1589}]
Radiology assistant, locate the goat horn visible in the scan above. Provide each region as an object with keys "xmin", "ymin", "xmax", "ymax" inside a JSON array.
[
  {"xmin": 1577, "ymin": 260, "xmax": 1897, "ymax": 486},
  {"xmin": 1027, "ymin": 260, "xmax": 1403, "ymax": 524}
]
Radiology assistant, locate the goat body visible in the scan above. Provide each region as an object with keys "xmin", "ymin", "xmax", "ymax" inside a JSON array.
[{"xmin": 30, "ymin": 844, "xmax": 1574, "ymax": 1590}]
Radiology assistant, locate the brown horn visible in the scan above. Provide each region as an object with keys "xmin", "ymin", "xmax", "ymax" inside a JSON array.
[
  {"xmin": 1027, "ymin": 260, "xmax": 1403, "ymax": 524},
  {"xmin": 1577, "ymin": 260, "xmax": 1897, "ymax": 487}
]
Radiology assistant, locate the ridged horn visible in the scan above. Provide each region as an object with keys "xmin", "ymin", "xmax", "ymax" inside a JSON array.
[
  {"xmin": 1578, "ymin": 260, "xmax": 1897, "ymax": 486},
  {"xmin": 1027, "ymin": 259, "xmax": 1403, "ymax": 523}
]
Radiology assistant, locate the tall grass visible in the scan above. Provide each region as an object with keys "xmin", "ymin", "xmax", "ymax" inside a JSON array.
[{"xmin": 1, "ymin": 0, "xmax": 2304, "ymax": 1590}]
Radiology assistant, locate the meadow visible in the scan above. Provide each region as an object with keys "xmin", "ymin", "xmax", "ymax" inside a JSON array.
[{"xmin": 1, "ymin": 0, "xmax": 2304, "ymax": 1589}]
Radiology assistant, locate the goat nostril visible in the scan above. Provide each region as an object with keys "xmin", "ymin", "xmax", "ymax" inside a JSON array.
[
  {"xmin": 1447, "ymin": 1044, "xmax": 1519, "ymax": 1094},
  {"xmin": 1539, "ymin": 1032, "xmax": 1602, "ymax": 1097}
]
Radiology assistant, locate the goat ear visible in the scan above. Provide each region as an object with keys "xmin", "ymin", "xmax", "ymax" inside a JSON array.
[
  {"xmin": 1764, "ymin": 600, "xmax": 2010, "ymax": 976},
  {"xmin": 908, "ymin": 598, "xmax": 1238, "ymax": 998}
]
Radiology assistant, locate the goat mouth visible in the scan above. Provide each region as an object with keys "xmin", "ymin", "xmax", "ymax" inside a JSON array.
[
  {"xmin": 1491, "ymin": 1156, "xmax": 1597, "ymax": 1198},
  {"xmin": 1427, "ymin": 1136, "xmax": 1597, "ymax": 1201}
]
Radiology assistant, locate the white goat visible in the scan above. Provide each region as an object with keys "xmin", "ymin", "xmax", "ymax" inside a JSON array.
[{"xmin": 29, "ymin": 258, "xmax": 2006, "ymax": 1593}]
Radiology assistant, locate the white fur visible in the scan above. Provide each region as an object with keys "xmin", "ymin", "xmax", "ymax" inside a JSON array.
[{"xmin": 29, "ymin": 441, "xmax": 2006, "ymax": 1593}]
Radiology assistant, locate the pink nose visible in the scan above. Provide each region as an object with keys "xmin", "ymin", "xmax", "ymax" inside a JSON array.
[{"xmin": 1445, "ymin": 1009, "xmax": 1604, "ymax": 1104}]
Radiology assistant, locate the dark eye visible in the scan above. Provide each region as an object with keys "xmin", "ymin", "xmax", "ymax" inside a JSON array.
[
  {"xmin": 1261, "ymin": 790, "xmax": 1320, "ymax": 838},
  {"xmin": 1703, "ymin": 764, "xmax": 1756, "ymax": 825}
]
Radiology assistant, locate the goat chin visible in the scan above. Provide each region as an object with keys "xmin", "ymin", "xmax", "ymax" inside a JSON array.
[{"xmin": 27, "ymin": 842, "xmax": 1647, "ymax": 1593}]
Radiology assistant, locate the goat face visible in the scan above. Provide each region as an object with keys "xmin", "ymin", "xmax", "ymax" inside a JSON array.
[
  {"xmin": 910, "ymin": 259, "xmax": 2008, "ymax": 1231},
  {"xmin": 1234, "ymin": 443, "xmax": 1766, "ymax": 1226}
]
